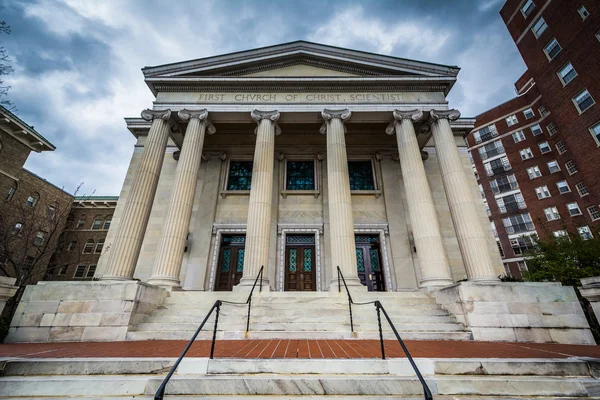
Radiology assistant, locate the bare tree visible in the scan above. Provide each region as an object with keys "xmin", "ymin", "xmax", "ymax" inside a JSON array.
[{"xmin": 0, "ymin": 20, "xmax": 15, "ymax": 111}]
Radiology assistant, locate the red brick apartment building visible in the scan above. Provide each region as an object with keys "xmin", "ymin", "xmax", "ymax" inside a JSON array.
[{"xmin": 468, "ymin": 0, "xmax": 600, "ymax": 277}]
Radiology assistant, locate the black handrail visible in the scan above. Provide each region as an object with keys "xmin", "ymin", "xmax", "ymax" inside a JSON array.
[
  {"xmin": 336, "ymin": 266, "xmax": 432, "ymax": 400},
  {"xmin": 154, "ymin": 266, "xmax": 264, "ymax": 400}
]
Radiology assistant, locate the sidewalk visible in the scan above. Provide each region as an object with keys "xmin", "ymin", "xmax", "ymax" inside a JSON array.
[{"xmin": 1, "ymin": 339, "xmax": 598, "ymax": 359}]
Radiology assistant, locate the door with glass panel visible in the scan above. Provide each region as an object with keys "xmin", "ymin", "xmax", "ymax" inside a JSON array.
[
  {"xmin": 355, "ymin": 235, "xmax": 385, "ymax": 291},
  {"xmin": 285, "ymin": 235, "xmax": 316, "ymax": 291},
  {"xmin": 215, "ymin": 235, "xmax": 245, "ymax": 291}
]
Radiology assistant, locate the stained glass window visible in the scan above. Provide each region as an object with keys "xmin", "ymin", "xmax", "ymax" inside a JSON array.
[
  {"xmin": 224, "ymin": 236, "xmax": 246, "ymax": 244},
  {"xmin": 227, "ymin": 161, "xmax": 253, "ymax": 190},
  {"xmin": 289, "ymin": 249, "xmax": 297, "ymax": 272},
  {"xmin": 369, "ymin": 249, "xmax": 380, "ymax": 272},
  {"xmin": 286, "ymin": 161, "xmax": 315, "ymax": 190},
  {"xmin": 348, "ymin": 161, "xmax": 375, "ymax": 190},
  {"xmin": 236, "ymin": 249, "xmax": 245, "ymax": 272},
  {"xmin": 286, "ymin": 235, "xmax": 315, "ymax": 244},
  {"xmin": 221, "ymin": 249, "xmax": 231, "ymax": 272},
  {"xmin": 355, "ymin": 236, "xmax": 378, "ymax": 244},
  {"xmin": 303, "ymin": 249, "xmax": 312, "ymax": 271},
  {"xmin": 356, "ymin": 248, "xmax": 365, "ymax": 272}
]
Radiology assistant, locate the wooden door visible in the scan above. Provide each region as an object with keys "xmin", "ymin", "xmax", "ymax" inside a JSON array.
[
  {"xmin": 285, "ymin": 235, "xmax": 316, "ymax": 291},
  {"xmin": 355, "ymin": 236, "xmax": 385, "ymax": 292},
  {"xmin": 215, "ymin": 235, "xmax": 245, "ymax": 291}
]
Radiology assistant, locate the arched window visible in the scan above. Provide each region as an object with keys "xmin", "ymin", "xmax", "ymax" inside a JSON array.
[
  {"xmin": 91, "ymin": 216, "xmax": 103, "ymax": 230},
  {"xmin": 6, "ymin": 186, "xmax": 16, "ymax": 201},
  {"xmin": 26, "ymin": 193, "xmax": 39, "ymax": 208},
  {"xmin": 103, "ymin": 215, "xmax": 112, "ymax": 230},
  {"xmin": 83, "ymin": 239, "xmax": 94, "ymax": 254},
  {"xmin": 95, "ymin": 239, "xmax": 105, "ymax": 254},
  {"xmin": 76, "ymin": 215, "xmax": 86, "ymax": 229}
]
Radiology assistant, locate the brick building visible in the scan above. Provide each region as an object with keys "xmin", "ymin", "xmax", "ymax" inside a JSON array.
[
  {"xmin": 468, "ymin": 0, "xmax": 600, "ymax": 277},
  {"xmin": 0, "ymin": 105, "xmax": 74, "ymax": 289},
  {"xmin": 49, "ymin": 196, "xmax": 117, "ymax": 281}
]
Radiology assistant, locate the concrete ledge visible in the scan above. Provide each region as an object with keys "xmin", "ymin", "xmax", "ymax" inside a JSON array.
[
  {"xmin": 5, "ymin": 281, "xmax": 167, "ymax": 343},
  {"xmin": 431, "ymin": 282, "xmax": 595, "ymax": 345}
]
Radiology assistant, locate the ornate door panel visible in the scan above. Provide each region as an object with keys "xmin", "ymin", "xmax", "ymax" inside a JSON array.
[
  {"xmin": 215, "ymin": 235, "xmax": 245, "ymax": 291},
  {"xmin": 355, "ymin": 235, "xmax": 385, "ymax": 292},
  {"xmin": 285, "ymin": 235, "xmax": 316, "ymax": 291}
]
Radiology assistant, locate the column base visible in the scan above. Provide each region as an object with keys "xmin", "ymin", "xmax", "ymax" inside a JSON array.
[
  {"xmin": 329, "ymin": 277, "xmax": 367, "ymax": 292},
  {"xmin": 469, "ymin": 275, "xmax": 501, "ymax": 283},
  {"xmin": 233, "ymin": 276, "xmax": 271, "ymax": 293},
  {"xmin": 147, "ymin": 275, "xmax": 182, "ymax": 290},
  {"xmin": 419, "ymin": 277, "xmax": 455, "ymax": 289}
]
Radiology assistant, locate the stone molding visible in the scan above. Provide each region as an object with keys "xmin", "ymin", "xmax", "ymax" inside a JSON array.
[
  {"xmin": 140, "ymin": 109, "xmax": 171, "ymax": 121},
  {"xmin": 320, "ymin": 108, "xmax": 351, "ymax": 135},
  {"xmin": 178, "ymin": 109, "xmax": 217, "ymax": 135},
  {"xmin": 385, "ymin": 109, "xmax": 424, "ymax": 136},
  {"xmin": 429, "ymin": 109, "xmax": 461, "ymax": 122},
  {"xmin": 251, "ymin": 110, "xmax": 281, "ymax": 135}
]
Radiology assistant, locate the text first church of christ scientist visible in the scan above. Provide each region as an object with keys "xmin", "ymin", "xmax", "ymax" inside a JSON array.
[
  {"xmin": 8, "ymin": 41, "xmax": 593, "ymax": 345},
  {"xmin": 98, "ymin": 41, "xmax": 504, "ymax": 292}
]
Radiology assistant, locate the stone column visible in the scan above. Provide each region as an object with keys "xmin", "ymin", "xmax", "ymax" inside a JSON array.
[
  {"xmin": 386, "ymin": 110, "xmax": 453, "ymax": 288},
  {"xmin": 102, "ymin": 109, "xmax": 173, "ymax": 280},
  {"xmin": 320, "ymin": 109, "xmax": 363, "ymax": 289},
  {"xmin": 237, "ymin": 110, "xmax": 280, "ymax": 288},
  {"xmin": 148, "ymin": 109, "xmax": 215, "ymax": 288},
  {"xmin": 430, "ymin": 109, "xmax": 498, "ymax": 282}
]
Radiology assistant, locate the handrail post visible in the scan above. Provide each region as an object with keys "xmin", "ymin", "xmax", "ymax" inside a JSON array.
[
  {"xmin": 209, "ymin": 301, "xmax": 221, "ymax": 359},
  {"xmin": 375, "ymin": 301, "xmax": 385, "ymax": 360},
  {"xmin": 259, "ymin": 265, "xmax": 263, "ymax": 292},
  {"xmin": 246, "ymin": 297, "xmax": 252, "ymax": 332},
  {"xmin": 337, "ymin": 266, "xmax": 340, "ymax": 292}
]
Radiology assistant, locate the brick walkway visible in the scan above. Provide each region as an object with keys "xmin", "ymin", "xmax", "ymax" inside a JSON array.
[{"xmin": 0, "ymin": 340, "xmax": 598, "ymax": 359}]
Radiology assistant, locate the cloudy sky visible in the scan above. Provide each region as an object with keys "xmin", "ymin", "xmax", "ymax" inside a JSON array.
[{"xmin": 1, "ymin": 0, "xmax": 526, "ymax": 196}]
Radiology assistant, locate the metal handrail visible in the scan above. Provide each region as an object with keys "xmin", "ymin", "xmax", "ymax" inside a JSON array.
[
  {"xmin": 336, "ymin": 266, "xmax": 432, "ymax": 400},
  {"xmin": 154, "ymin": 265, "xmax": 264, "ymax": 400}
]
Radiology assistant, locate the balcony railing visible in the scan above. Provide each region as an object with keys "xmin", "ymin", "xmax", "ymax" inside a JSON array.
[
  {"xmin": 492, "ymin": 181, "xmax": 519, "ymax": 194},
  {"xmin": 487, "ymin": 164, "xmax": 512, "ymax": 176},
  {"xmin": 477, "ymin": 131, "xmax": 498, "ymax": 143},
  {"xmin": 499, "ymin": 201, "xmax": 527, "ymax": 214},
  {"xmin": 480, "ymin": 147, "xmax": 504, "ymax": 160},
  {"xmin": 505, "ymin": 222, "xmax": 535, "ymax": 234}
]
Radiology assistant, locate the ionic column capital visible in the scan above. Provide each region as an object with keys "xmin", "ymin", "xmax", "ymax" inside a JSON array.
[
  {"xmin": 429, "ymin": 109, "xmax": 461, "ymax": 122},
  {"xmin": 178, "ymin": 109, "xmax": 216, "ymax": 134},
  {"xmin": 141, "ymin": 109, "xmax": 171, "ymax": 121},
  {"xmin": 385, "ymin": 109, "xmax": 424, "ymax": 135},
  {"xmin": 251, "ymin": 109, "xmax": 281, "ymax": 135},
  {"xmin": 319, "ymin": 108, "xmax": 351, "ymax": 135}
]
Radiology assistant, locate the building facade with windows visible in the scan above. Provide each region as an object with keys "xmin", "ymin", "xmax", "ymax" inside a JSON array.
[
  {"xmin": 468, "ymin": 0, "xmax": 600, "ymax": 277},
  {"xmin": 94, "ymin": 41, "xmax": 504, "ymax": 292}
]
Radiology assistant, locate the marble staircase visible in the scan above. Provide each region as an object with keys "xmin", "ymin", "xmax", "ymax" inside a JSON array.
[{"xmin": 126, "ymin": 291, "xmax": 473, "ymax": 341}]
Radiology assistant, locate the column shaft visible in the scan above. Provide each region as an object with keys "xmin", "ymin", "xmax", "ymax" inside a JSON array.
[
  {"xmin": 238, "ymin": 110, "xmax": 279, "ymax": 287},
  {"xmin": 430, "ymin": 110, "xmax": 498, "ymax": 282},
  {"xmin": 148, "ymin": 109, "xmax": 214, "ymax": 288},
  {"xmin": 102, "ymin": 109, "xmax": 172, "ymax": 280},
  {"xmin": 388, "ymin": 110, "xmax": 453, "ymax": 287},
  {"xmin": 322, "ymin": 109, "xmax": 362, "ymax": 288}
]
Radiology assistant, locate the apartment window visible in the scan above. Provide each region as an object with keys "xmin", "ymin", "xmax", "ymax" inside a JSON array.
[
  {"xmin": 512, "ymin": 130, "xmax": 526, "ymax": 143},
  {"xmin": 590, "ymin": 121, "xmax": 600, "ymax": 146},
  {"xmin": 532, "ymin": 17, "xmax": 547, "ymax": 38},
  {"xmin": 83, "ymin": 239, "xmax": 94, "ymax": 254},
  {"xmin": 523, "ymin": 107, "xmax": 534, "ymax": 119},
  {"xmin": 578, "ymin": 226, "xmax": 593, "ymax": 240},
  {"xmin": 103, "ymin": 216, "xmax": 112, "ymax": 230},
  {"xmin": 526, "ymin": 165, "xmax": 542, "ymax": 179},
  {"xmin": 543, "ymin": 38, "xmax": 561, "ymax": 60},
  {"xmin": 520, "ymin": 147, "xmax": 534, "ymax": 160},
  {"xmin": 521, "ymin": 0, "xmax": 535, "ymax": 16},
  {"xmin": 25, "ymin": 194, "xmax": 38, "ymax": 208},
  {"xmin": 76, "ymin": 217, "xmax": 86, "ymax": 229},
  {"xmin": 12, "ymin": 222, "xmax": 23, "ymax": 235},
  {"xmin": 24, "ymin": 256, "xmax": 35, "ymax": 268},
  {"xmin": 518, "ymin": 261, "xmax": 529, "ymax": 271},
  {"xmin": 573, "ymin": 89, "xmax": 595, "ymax": 113},
  {"xmin": 490, "ymin": 174, "xmax": 518, "ymax": 194},
  {"xmin": 575, "ymin": 182, "xmax": 589, "ymax": 197},
  {"xmin": 226, "ymin": 161, "xmax": 253, "ymax": 190},
  {"xmin": 94, "ymin": 239, "xmax": 104, "ymax": 254},
  {"xmin": 6, "ymin": 186, "xmax": 15, "ymax": 201},
  {"xmin": 58, "ymin": 265, "xmax": 68, "ymax": 275},
  {"xmin": 503, "ymin": 213, "xmax": 534, "ymax": 234},
  {"xmin": 86, "ymin": 265, "xmax": 96, "ymax": 279},
  {"xmin": 556, "ymin": 180, "xmax": 571, "ymax": 194},
  {"xmin": 484, "ymin": 156, "xmax": 511, "ymax": 176},
  {"xmin": 67, "ymin": 241, "xmax": 77, "ymax": 251},
  {"xmin": 286, "ymin": 160, "xmax": 316, "ymax": 190},
  {"xmin": 47, "ymin": 205, "xmax": 56, "ymax": 220},
  {"xmin": 506, "ymin": 114, "xmax": 518, "ymax": 126},
  {"xmin": 547, "ymin": 122, "xmax": 558, "ymax": 136},
  {"xmin": 547, "ymin": 160, "xmax": 560, "ymax": 173},
  {"xmin": 567, "ymin": 202, "xmax": 583, "ymax": 216},
  {"xmin": 348, "ymin": 161, "xmax": 375, "ymax": 190},
  {"xmin": 91, "ymin": 217, "xmax": 103, "ymax": 230},
  {"xmin": 537, "ymin": 141, "xmax": 550, "ymax": 154},
  {"xmin": 478, "ymin": 140, "xmax": 505, "ymax": 159},
  {"xmin": 34, "ymin": 231, "xmax": 46, "ymax": 246},
  {"xmin": 511, "ymin": 235, "xmax": 535, "ymax": 256},
  {"xmin": 74, "ymin": 265, "xmax": 87, "ymax": 278},
  {"xmin": 578, "ymin": 5, "xmax": 589, "ymax": 19},
  {"xmin": 478, "ymin": 184, "xmax": 486, "ymax": 199},
  {"xmin": 544, "ymin": 206, "xmax": 560, "ymax": 221},
  {"xmin": 556, "ymin": 141, "xmax": 567, "ymax": 154},
  {"xmin": 553, "ymin": 230, "xmax": 569, "ymax": 239},
  {"xmin": 538, "ymin": 105, "xmax": 549, "ymax": 116},
  {"xmin": 496, "ymin": 241, "xmax": 504, "ymax": 258},
  {"xmin": 535, "ymin": 185, "xmax": 551, "ymax": 199},
  {"xmin": 530, "ymin": 124, "xmax": 542, "ymax": 136},
  {"xmin": 473, "ymin": 124, "xmax": 498, "ymax": 143},
  {"xmin": 557, "ymin": 62, "xmax": 577, "ymax": 85},
  {"xmin": 588, "ymin": 205, "xmax": 600, "ymax": 221},
  {"xmin": 497, "ymin": 192, "xmax": 526, "ymax": 213},
  {"xmin": 565, "ymin": 160, "xmax": 578, "ymax": 175}
]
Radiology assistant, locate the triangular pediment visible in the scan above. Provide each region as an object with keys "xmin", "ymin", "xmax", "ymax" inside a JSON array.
[{"xmin": 240, "ymin": 64, "xmax": 360, "ymax": 77}]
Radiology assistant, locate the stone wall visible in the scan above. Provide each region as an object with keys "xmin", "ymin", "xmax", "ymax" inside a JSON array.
[
  {"xmin": 6, "ymin": 281, "xmax": 167, "ymax": 342},
  {"xmin": 432, "ymin": 281, "xmax": 594, "ymax": 344}
]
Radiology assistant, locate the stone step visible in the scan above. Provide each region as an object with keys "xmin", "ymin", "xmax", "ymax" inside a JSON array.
[
  {"xmin": 133, "ymin": 322, "xmax": 465, "ymax": 332},
  {"xmin": 2, "ymin": 397, "xmax": 588, "ymax": 400},
  {"xmin": 125, "ymin": 330, "xmax": 474, "ymax": 341},
  {"xmin": 162, "ymin": 301, "xmax": 436, "ymax": 310},
  {"xmin": 144, "ymin": 314, "xmax": 458, "ymax": 324}
]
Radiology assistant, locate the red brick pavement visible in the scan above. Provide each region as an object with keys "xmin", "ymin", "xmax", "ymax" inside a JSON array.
[{"xmin": 0, "ymin": 340, "xmax": 598, "ymax": 359}]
